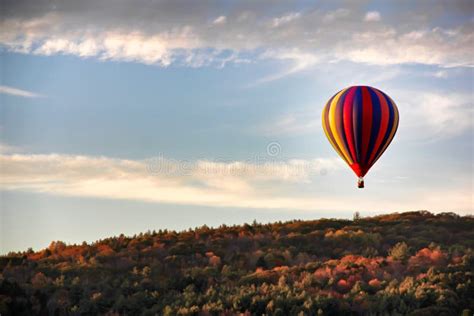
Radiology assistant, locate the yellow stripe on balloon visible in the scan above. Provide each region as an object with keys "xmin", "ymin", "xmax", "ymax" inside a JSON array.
[
  {"xmin": 328, "ymin": 89, "xmax": 354, "ymax": 164},
  {"xmin": 322, "ymin": 101, "xmax": 350, "ymax": 165}
]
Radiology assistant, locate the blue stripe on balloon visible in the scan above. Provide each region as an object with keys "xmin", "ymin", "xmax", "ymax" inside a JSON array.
[
  {"xmin": 352, "ymin": 87, "xmax": 363, "ymax": 163},
  {"xmin": 366, "ymin": 88, "xmax": 382, "ymax": 165},
  {"xmin": 372, "ymin": 92, "xmax": 395, "ymax": 162}
]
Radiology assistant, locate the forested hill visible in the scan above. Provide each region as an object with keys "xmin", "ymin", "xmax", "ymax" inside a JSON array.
[{"xmin": 1, "ymin": 211, "xmax": 473, "ymax": 315}]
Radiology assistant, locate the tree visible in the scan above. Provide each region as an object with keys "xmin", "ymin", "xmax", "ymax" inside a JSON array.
[
  {"xmin": 256, "ymin": 256, "xmax": 268, "ymax": 269},
  {"xmin": 353, "ymin": 211, "xmax": 361, "ymax": 221},
  {"xmin": 389, "ymin": 242, "xmax": 410, "ymax": 262},
  {"xmin": 1, "ymin": 211, "xmax": 473, "ymax": 315}
]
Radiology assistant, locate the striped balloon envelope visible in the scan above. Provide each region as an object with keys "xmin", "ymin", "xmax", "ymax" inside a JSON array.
[{"xmin": 322, "ymin": 86, "xmax": 399, "ymax": 188}]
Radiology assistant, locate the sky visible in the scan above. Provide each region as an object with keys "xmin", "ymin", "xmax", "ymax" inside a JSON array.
[{"xmin": 0, "ymin": 0, "xmax": 473, "ymax": 253}]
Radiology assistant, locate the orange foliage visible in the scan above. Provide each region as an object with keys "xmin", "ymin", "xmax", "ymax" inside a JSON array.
[
  {"xmin": 209, "ymin": 255, "xmax": 221, "ymax": 266},
  {"xmin": 61, "ymin": 246, "xmax": 84, "ymax": 259},
  {"xmin": 97, "ymin": 244, "xmax": 115, "ymax": 256},
  {"xmin": 416, "ymin": 273, "xmax": 427, "ymax": 280},
  {"xmin": 409, "ymin": 248, "xmax": 446, "ymax": 268},
  {"xmin": 153, "ymin": 241, "xmax": 165, "ymax": 249},
  {"xmin": 337, "ymin": 279, "xmax": 351, "ymax": 292},
  {"xmin": 314, "ymin": 266, "xmax": 332, "ymax": 280},
  {"xmin": 347, "ymin": 274, "xmax": 360, "ymax": 284},
  {"xmin": 273, "ymin": 266, "xmax": 289, "ymax": 272},
  {"xmin": 48, "ymin": 241, "xmax": 66, "ymax": 253},
  {"xmin": 27, "ymin": 252, "xmax": 45, "ymax": 261},
  {"xmin": 368, "ymin": 278, "xmax": 381, "ymax": 288}
]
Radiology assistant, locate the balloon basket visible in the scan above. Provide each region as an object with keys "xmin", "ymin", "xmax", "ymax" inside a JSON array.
[{"xmin": 357, "ymin": 177, "xmax": 364, "ymax": 188}]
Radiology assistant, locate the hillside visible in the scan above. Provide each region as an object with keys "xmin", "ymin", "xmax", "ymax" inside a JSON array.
[{"xmin": 1, "ymin": 211, "xmax": 473, "ymax": 315}]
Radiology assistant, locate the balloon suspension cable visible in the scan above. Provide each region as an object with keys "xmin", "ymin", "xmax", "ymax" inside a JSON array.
[{"xmin": 357, "ymin": 177, "xmax": 364, "ymax": 189}]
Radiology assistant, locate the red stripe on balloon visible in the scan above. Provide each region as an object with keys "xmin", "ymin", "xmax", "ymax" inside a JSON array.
[
  {"xmin": 335, "ymin": 90, "xmax": 353, "ymax": 162},
  {"xmin": 343, "ymin": 87, "xmax": 357, "ymax": 162},
  {"xmin": 360, "ymin": 87, "xmax": 373, "ymax": 168}
]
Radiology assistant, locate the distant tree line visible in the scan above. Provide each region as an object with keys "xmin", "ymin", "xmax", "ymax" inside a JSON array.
[{"xmin": 1, "ymin": 211, "xmax": 473, "ymax": 315}]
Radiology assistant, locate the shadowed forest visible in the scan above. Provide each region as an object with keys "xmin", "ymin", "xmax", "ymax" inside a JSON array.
[{"xmin": 1, "ymin": 211, "xmax": 473, "ymax": 315}]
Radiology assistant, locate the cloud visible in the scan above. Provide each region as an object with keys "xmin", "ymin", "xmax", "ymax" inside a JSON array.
[
  {"xmin": 0, "ymin": 152, "xmax": 471, "ymax": 213},
  {"xmin": 364, "ymin": 11, "xmax": 381, "ymax": 22},
  {"xmin": 322, "ymin": 8, "xmax": 350, "ymax": 23},
  {"xmin": 393, "ymin": 90, "xmax": 473, "ymax": 141},
  {"xmin": 271, "ymin": 12, "xmax": 301, "ymax": 28},
  {"xmin": 0, "ymin": 153, "xmax": 345, "ymax": 210},
  {"xmin": 0, "ymin": 142, "xmax": 21, "ymax": 153},
  {"xmin": 259, "ymin": 108, "xmax": 321, "ymax": 136},
  {"xmin": 340, "ymin": 27, "xmax": 473, "ymax": 67},
  {"xmin": 253, "ymin": 49, "xmax": 320, "ymax": 84},
  {"xmin": 0, "ymin": 85, "xmax": 43, "ymax": 98},
  {"xmin": 433, "ymin": 70, "xmax": 448, "ymax": 78},
  {"xmin": 213, "ymin": 16, "xmax": 226, "ymax": 25},
  {"xmin": 1, "ymin": 0, "xmax": 472, "ymax": 72}
]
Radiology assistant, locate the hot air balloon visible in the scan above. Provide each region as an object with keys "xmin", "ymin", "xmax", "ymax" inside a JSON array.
[{"xmin": 322, "ymin": 86, "xmax": 399, "ymax": 188}]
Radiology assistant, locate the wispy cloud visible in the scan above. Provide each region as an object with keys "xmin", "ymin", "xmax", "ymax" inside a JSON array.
[
  {"xmin": 1, "ymin": 1, "xmax": 472, "ymax": 73},
  {"xmin": 0, "ymin": 153, "xmax": 344, "ymax": 211},
  {"xmin": 259, "ymin": 108, "xmax": 321, "ymax": 136},
  {"xmin": 0, "ymin": 142, "xmax": 21, "ymax": 153},
  {"xmin": 271, "ymin": 12, "xmax": 301, "ymax": 28},
  {"xmin": 364, "ymin": 11, "xmax": 381, "ymax": 22},
  {"xmin": 253, "ymin": 49, "xmax": 320, "ymax": 84},
  {"xmin": 0, "ymin": 153, "xmax": 471, "ymax": 213},
  {"xmin": 0, "ymin": 85, "xmax": 43, "ymax": 98},
  {"xmin": 212, "ymin": 16, "xmax": 226, "ymax": 25},
  {"xmin": 394, "ymin": 91, "xmax": 473, "ymax": 142}
]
